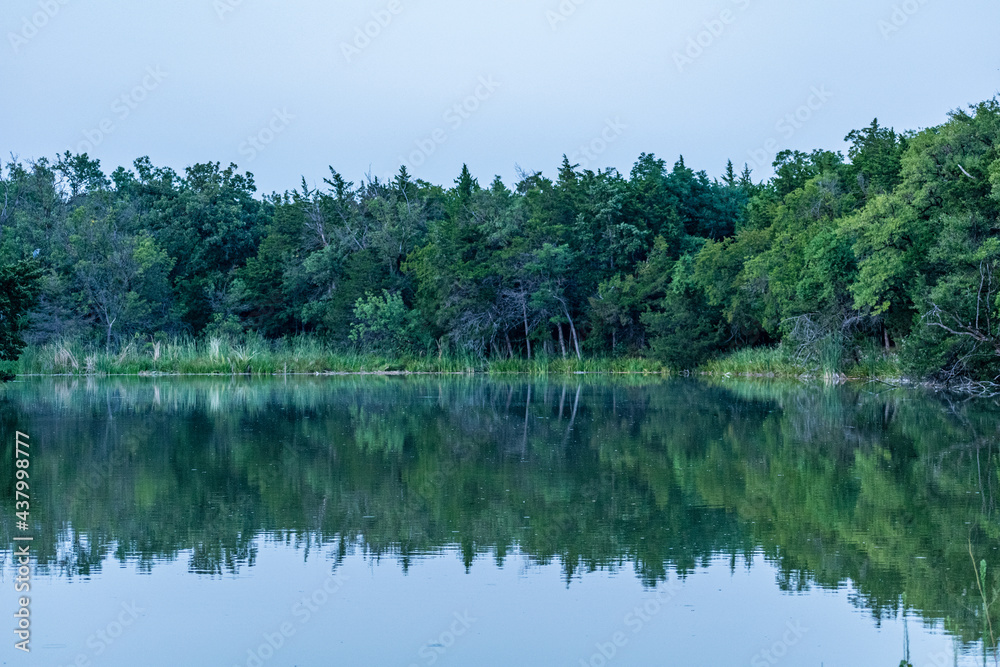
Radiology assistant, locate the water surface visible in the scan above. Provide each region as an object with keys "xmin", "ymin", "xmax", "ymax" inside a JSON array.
[{"xmin": 1, "ymin": 377, "xmax": 997, "ymax": 666}]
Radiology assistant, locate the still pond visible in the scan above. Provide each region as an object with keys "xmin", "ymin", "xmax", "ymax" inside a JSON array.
[{"xmin": 1, "ymin": 376, "xmax": 998, "ymax": 666}]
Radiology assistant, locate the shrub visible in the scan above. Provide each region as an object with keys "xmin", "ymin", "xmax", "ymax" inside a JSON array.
[{"xmin": 349, "ymin": 291, "xmax": 428, "ymax": 355}]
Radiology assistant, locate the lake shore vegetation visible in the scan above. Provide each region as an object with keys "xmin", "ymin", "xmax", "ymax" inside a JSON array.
[{"xmin": 2, "ymin": 98, "xmax": 999, "ymax": 386}]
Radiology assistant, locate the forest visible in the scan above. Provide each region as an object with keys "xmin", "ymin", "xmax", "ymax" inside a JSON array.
[{"xmin": 1, "ymin": 97, "xmax": 999, "ymax": 380}]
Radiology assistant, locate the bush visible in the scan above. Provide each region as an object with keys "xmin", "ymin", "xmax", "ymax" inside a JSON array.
[{"xmin": 349, "ymin": 291, "xmax": 428, "ymax": 355}]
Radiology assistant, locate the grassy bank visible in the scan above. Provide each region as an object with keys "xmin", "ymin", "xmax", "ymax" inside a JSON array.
[
  {"xmin": 7, "ymin": 337, "xmax": 671, "ymax": 377},
  {"xmin": 701, "ymin": 345, "xmax": 904, "ymax": 381},
  {"xmin": 5, "ymin": 337, "xmax": 911, "ymax": 381}
]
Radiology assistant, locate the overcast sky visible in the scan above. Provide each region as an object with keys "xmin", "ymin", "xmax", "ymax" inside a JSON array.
[{"xmin": 3, "ymin": 0, "xmax": 999, "ymax": 194}]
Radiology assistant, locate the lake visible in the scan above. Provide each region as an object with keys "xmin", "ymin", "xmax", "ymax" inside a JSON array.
[{"xmin": 1, "ymin": 376, "xmax": 997, "ymax": 666}]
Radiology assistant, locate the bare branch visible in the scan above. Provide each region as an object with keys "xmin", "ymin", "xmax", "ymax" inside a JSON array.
[
  {"xmin": 923, "ymin": 303, "xmax": 1000, "ymax": 355},
  {"xmin": 957, "ymin": 164, "xmax": 977, "ymax": 180}
]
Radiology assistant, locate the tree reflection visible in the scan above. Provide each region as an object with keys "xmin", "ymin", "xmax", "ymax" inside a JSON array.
[{"xmin": 0, "ymin": 376, "xmax": 997, "ymax": 650}]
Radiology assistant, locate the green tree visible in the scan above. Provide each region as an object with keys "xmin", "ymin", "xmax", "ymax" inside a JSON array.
[
  {"xmin": 643, "ymin": 252, "xmax": 727, "ymax": 368},
  {"xmin": 143, "ymin": 161, "xmax": 269, "ymax": 333},
  {"xmin": 349, "ymin": 290, "xmax": 426, "ymax": 355},
  {"xmin": 69, "ymin": 212, "xmax": 175, "ymax": 350},
  {"xmin": 588, "ymin": 236, "xmax": 674, "ymax": 353},
  {"xmin": 0, "ymin": 260, "xmax": 42, "ymax": 380},
  {"xmin": 844, "ymin": 118, "xmax": 908, "ymax": 198}
]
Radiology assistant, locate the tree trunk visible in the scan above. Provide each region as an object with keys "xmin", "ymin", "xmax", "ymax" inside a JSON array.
[
  {"xmin": 104, "ymin": 312, "xmax": 116, "ymax": 355},
  {"xmin": 523, "ymin": 302, "xmax": 531, "ymax": 360},
  {"xmin": 557, "ymin": 324, "xmax": 567, "ymax": 359},
  {"xmin": 562, "ymin": 304, "xmax": 582, "ymax": 360}
]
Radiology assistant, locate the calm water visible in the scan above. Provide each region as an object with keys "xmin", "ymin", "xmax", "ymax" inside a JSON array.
[{"xmin": 1, "ymin": 376, "xmax": 998, "ymax": 666}]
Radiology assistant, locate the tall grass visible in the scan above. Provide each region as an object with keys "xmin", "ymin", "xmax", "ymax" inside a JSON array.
[
  {"xmin": 702, "ymin": 347, "xmax": 808, "ymax": 377},
  {"xmin": 816, "ymin": 334, "xmax": 844, "ymax": 378},
  {"xmin": 12, "ymin": 336, "xmax": 670, "ymax": 377},
  {"xmin": 12, "ymin": 336, "xmax": 903, "ymax": 380},
  {"xmin": 484, "ymin": 354, "xmax": 668, "ymax": 375},
  {"xmin": 842, "ymin": 341, "xmax": 903, "ymax": 380},
  {"xmin": 705, "ymin": 342, "xmax": 903, "ymax": 380}
]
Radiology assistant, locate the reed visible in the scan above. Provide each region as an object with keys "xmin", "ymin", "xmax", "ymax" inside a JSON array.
[
  {"xmin": 11, "ymin": 336, "xmax": 670, "ymax": 377},
  {"xmin": 702, "ymin": 347, "xmax": 808, "ymax": 377}
]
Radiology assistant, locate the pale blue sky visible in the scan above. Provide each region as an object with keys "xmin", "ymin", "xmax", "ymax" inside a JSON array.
[{"xmin": 3, "ymin": 0, "xmax": 999, "ymax": 193}]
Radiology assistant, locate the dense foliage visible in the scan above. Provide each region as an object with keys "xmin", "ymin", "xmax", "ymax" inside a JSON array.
[
  {"xmin": 0, "ymin": 260, "xmax": 41, "ymax": 380},
  {"xmin": 2, "ymin": 98, "xmax": 999, "ymax": 378}
]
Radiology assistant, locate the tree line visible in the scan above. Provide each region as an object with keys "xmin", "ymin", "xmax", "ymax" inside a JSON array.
[{"xmin": 1, "ymin": 97, "xmax": 999, "ymax": 378}]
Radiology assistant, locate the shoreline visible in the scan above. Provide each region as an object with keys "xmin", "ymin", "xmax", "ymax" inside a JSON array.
[
  {"xmin": 0, "ymin": 368, "xmax": 952, "ymax": 389},
  {"xmin": 6, "ymin": 341, "xmax": 995, "ymax": 395}
]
